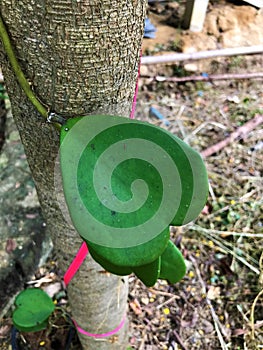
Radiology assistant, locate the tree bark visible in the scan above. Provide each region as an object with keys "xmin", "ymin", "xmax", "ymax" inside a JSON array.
[{"xmin": 0, "ymin": 1, "xmax": 146, "ymax": 349}]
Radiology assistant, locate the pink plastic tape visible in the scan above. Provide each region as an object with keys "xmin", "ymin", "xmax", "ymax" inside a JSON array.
[
  {"xmin": 64, "ymin": 242, "xmax": 89, "ymax": 286},
  {"xmin": 64, "ymin": 243, "xmax": 126, "ymax": 338},
  {"xmin": 73, "ymin": 315, "xmax": 126, "ymax": 338}
]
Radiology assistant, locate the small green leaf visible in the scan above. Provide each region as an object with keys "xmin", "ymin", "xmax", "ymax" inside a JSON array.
[
  {"xmin": 12, "ymin": 288, "xmax": 55, "ymax": 332},
  {"xmin": 159, "ymin": 240, "xmax": 186, "ymax": 284},
  {"xmin": 133, "ymin": 257, "xmax": 161, "ymax": 287}
]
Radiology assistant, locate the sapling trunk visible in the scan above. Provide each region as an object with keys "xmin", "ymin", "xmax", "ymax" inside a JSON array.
[{"xmin": 0, "ymin": 1, "xmax": 146, "ymax": 349}]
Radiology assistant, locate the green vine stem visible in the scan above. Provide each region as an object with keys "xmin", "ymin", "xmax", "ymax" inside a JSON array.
[{"xmin": 0, "ymin": 14, "xmax": 48, "ymax": 119}]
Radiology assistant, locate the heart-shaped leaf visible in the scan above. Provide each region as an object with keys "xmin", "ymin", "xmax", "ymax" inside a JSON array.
[
  {"xmin": 59, "ymin": 115, "xmax": 208, "ymax": 284},
  {"xmin": 12, "ymin": 288, "xmax": 55, "ymax": 333}
]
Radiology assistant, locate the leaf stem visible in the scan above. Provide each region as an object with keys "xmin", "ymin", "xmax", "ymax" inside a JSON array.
[{"xmin": 0, "ymin": 14, "xmax": 48, "ymax": 119}]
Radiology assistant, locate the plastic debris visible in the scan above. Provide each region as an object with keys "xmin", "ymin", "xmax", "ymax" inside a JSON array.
[
  {"xmin": 144, "ymin": 18, "xmax": 157, "ymax": 39},
  {"xmin": 149, "ymin": 106, "xmax": 170, "ymax": 126}
]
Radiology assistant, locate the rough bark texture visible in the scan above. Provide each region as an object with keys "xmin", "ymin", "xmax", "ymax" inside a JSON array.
[{"xmin": 0, "ymin": 1, "xmax": 146, "ymax": 349}]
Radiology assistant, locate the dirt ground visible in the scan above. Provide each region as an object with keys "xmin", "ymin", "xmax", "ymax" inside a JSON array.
[
  {"xmin": 131, "ymin": 74, "xmax": 263, "ymax": 350},
  {"xmin": 131, "ymin": 2, "xmax": 263, "ymax": 348},
  {"xmin": 0, "ymin": 1, "xmax": 263, "ymax": 349}
]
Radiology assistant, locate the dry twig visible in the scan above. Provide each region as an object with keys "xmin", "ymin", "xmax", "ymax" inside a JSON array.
[
  {"xmin": 250, "ymin": 289, "xmax": 263, "ymax": 340},
  {"xmin": 190, "ymin": 224, "xmax": 263, "ymax": 239},
  {"xmin": 191, "ymin": 224, "xmax": 260, "ymax": 274},
  {"xmin": 173, "ymin": 329, "xmax": 189, "ymax": 350},
  {"xmin": 141, "ymin": 45, "xmax": 263, "ymax": 65},
  {"xmin": 201, "ymin": 114, "xmax": 263, "ymax": 158},
  {"xmin": 144, "ymin": 72, "xmax": 263, "ymax": 82},
  {"xmin": 190, "ymin": 255, "xmax": 229, "ymax": 350}
]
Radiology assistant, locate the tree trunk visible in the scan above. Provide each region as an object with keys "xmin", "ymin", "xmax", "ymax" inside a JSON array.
[{"xmin": 0, "ymin": 1, "xmax": 146, "ymax": 349}]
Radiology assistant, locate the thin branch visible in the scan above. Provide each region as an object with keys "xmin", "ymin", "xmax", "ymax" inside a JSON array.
[
  {"xmin": 141, "ymin": 45, "xmax": 263, "ymax": 65},
  {"xmin": 0, "ymin": 292, "xmax": 18, "ymax": 320},
  {"xmin": 190, "ymin": 255, "xmax": 229, "ymax": 350},
  {"xmin": 201, "ymin": 114, "xmax": 263, "ymax": 158},
  {"xmin": 250, "ymin": 288, "xmax": 263, "ymax": 340},
  {"xmin": 138, "ymin": 329, "xmax": 147, "ymax": 350},
  {"xmin": 190, "ymin": 224, "xmax": 263, "ymax": 238},
  {"xmin": 148, "ymin": 288, "xmax": 178, "ymax": 298},
  {"xmin": 156, "ymin": 295, "xmax": 179, "ymax": 309},
  {"xmin": 173, "ymin": 329, "xmax": 189, "ymax": 350},
  {"xmin": 145, "ymin": 72, "xmax": 263, "ymax": 82},
  {"xmin": 193, "ymin": 226, "xmax": 260, "ymax": 274}
]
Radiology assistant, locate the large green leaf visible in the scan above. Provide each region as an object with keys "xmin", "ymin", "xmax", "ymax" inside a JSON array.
[
  {"xmin": 87, "ymin": 227, "xmax": 170, "ymax": 267},
  {"xmin": 88, "ymin": 245, "xmax": 133, "ymax": 275},
  {"xmin": 12, "ymin": 288, "xmax": 55, "ymax": 333},
  {"xmin": 59, "ymin": 115, "xmax": 208, "ymax": 283}
]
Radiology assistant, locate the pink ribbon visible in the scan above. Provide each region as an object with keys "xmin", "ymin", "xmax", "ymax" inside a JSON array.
[
  {"xmin": 73, "ymin": 316, "xmax": 126, "ymax": 338},
  {"xmin": 64, "ymin": 242, "xmax": 126, "ymax": 338},
  {"xmin": 64, "ymin": 242, "xmax": 89, "ymax": 287}
]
